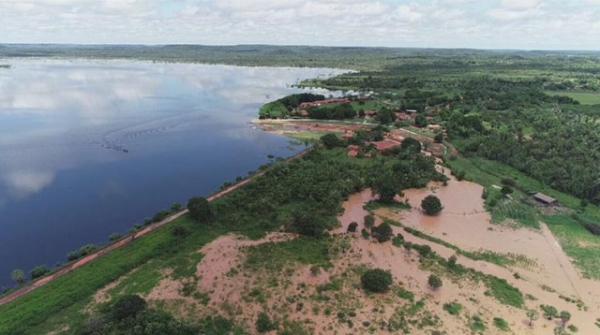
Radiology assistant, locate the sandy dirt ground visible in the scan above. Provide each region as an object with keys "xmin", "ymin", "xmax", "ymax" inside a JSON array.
[{"xmin": 139, "ymin": 180, "xmax": 600, "ymax": 334}]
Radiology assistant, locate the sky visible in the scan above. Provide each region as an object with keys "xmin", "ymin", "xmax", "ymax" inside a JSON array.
[{"xmin": 1, "ymin": 0, "xmax": 599, "ymax": 50}]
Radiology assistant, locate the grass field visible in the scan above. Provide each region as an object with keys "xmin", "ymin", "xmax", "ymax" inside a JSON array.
[
  {"xmin": 544, "ymin": 215, "xmax": 600, "ymax": 280},
  {"xmin": 546, "ymin": 91, "xmax": 600, "ymax": 105},
  {"xmin": 0, "ymin": 217, "xmax": 225, "ymax": 335}
]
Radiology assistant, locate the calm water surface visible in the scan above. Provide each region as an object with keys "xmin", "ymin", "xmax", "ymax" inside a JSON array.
[{"xmin": 0, "ymin": 59, "xmax": 344, "ymax": 288}]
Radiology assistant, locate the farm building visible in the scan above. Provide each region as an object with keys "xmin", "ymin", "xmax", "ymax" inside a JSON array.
[{"xmin": 533, "ymin": 193, "xmax": 558, "ymax": 206}]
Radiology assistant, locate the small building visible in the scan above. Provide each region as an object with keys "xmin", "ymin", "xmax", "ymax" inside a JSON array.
[
  {"xmin": 533, "ymin": 193, "xmax": 558, "ymax": 206},
  {"xmin": 405, "ymin": 109, "xmax": 418, "ymax": 114}
]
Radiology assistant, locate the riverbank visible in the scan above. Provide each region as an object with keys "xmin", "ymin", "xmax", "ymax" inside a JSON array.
[{"xmin": 0, "ymin": 149, "xmax": 311, "ymax": 308}]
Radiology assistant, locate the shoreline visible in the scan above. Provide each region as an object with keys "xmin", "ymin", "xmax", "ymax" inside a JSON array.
[{"xmin": 0, "ymin": 148, "xmax": 311, "ymax": 307}]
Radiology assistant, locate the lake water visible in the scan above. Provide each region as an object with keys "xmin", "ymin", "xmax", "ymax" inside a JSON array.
[{"xmin": 0, "ymin": 59, "xmax": 344, "ymax": 288}]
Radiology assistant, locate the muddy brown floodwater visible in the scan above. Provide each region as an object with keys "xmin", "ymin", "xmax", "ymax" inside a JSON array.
[
  {"xmin": 373, "ymin": 175, "xmax": 600, "ymax": 334},
  {"xmin": 136, "ymin": 177, "xmax": 600, "ymax": 334}
]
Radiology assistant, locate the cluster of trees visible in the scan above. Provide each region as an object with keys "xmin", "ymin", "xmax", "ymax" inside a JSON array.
[
  {"xmin": 372, "ymin": 146, "xmax": 447, "ymax": 203},
  {"xmin": 259, "ymin": 93, "xmax": 325, "ymax": 119},
  {"xmin": 452, "ymin": 107, "xmax": 600, "ymax": 204},
  {"xmin": 308, "ymin": 103, "xmax": 356, "ymax": 120},
  {"xmin": 79, "ymin": 295, "xmax": 202, "ymax": 335}
]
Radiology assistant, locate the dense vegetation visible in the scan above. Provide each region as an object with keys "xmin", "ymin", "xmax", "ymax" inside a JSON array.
[{"xmin": 310, "ymin": 55, "xmax": 600, "ymax": 205}]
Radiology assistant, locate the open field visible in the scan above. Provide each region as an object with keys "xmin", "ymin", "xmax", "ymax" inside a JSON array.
[{"xmin": 546, "ymin": 91, "xmax": 600, "ymax": 105}]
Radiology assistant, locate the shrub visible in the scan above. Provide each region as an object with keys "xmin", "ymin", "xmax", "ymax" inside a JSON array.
[
  {"xmin": 428, "ymin": 274, "xmax": 443, "ymax": 290},
  {"xmin": 361, "ymin": 229, "xmax": 370, "ymax": 239},
  {"xmin": 415, "ymin": 114, "xmax": 428, "ymax": 128},
  {"xmin": 540, "ymin": 304, "xmax": 558, "ymax": 320},
  {"xmin": 448, "ymin": 255, "xmax": 458, "ymax": 268},
  {"xmin": 171, "ymin": 226, "xmax": 190, "ymax": 238},
  {"xmin": 401, "ymin": 137, "xmax": 422, "ymax": 154},
  {"xmin": 321, "ymin": 133, "xmax": 344, "ymax": 149},
  {"xmin": 364, "ymin": 215, "xmax": 375, "ymax": 229},
  {"xmin": 421, "ymin": 195, "xmax": 443, "ymax": 215},
  {"xmin": 152, "ymin": 210, "xmax": 171, "ymax": 223},
  {"xmin": 108, "ymin": 233, "xmax": 122, "ymax": 242},
  {"xmin": 347, "ymin": 222, "xmax": 358, "ymax": 233},
  {"xmin": 434, "ymin": 133, "xmax": 444, "ymax": 143},
  {"xmin": 372, "ymin": 222, "xmax": 393, "ymax": 242},
  {"xmin": 501, "ymin": 186, "xmax": 513, "ymax": 196},
  {"xmin": 443, "ymin": 302, "xmax": 462, "ymax": 315},
  {"xmin": 392, "ymin": 234, "xmax": 404, "ymax": 247},
  {"xmin": 256, "ymin": 312, "xmax": 277, "ymax": 333},
  {"xmin": 493, "ymin": 317, "xmax": 510, "ymax": 331},
  {"xmin": 501, "ymin": 178, "xmax": 516, "ymax": 187},
  {"xmin": 187, "ymin": 197, "xmax": 214, "ymax": 223},
  {"xmin": 361, "ymin": 269, "xmax": 393, "ymax": 293},
  {"xmin": 30, "ymin": 265, "xmax": 50, "ymax": 280},
  {"xmin": 11, "ymin": 269, "xmax": 25, "ymax": 285},
  {"xmin": 111, "ymin": 295, "xmax": 147, "ymax": 321}
]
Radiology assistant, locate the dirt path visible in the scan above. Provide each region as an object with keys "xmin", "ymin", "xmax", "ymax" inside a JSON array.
[{"xmin": 0, "ymin": 150, "xmax": 310, "ymax": 307}]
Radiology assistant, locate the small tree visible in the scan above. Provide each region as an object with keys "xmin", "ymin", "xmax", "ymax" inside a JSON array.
[
  {"xmin": 187, "ymin": 197, "xmax": 213, "ymax": 223},
  {"xmin": 448, "ymin": 255, "xmax": 458, "ymax": 269},
  {"xmin": 434, "ymin": 133, "xmax": 444, "ymax": 143},
  {"xmin": 421, "ymin": 195, "xmax": 443, "ymax": 216},
  {"xmin": 364, "ymin": 215, "xmax": 375, "ymax": 229},
  {"xmin": 347, "ymin": 222, "xmax": 358, "ymax": 233},
  {"xmin": 30, "ymin": 265, "xmax": 50, "ymax": 280},
  {"xmin": 11, "ymin": 269, "xmax": 25, "ymax": 286},
  {"xmin": 111, "ymin": 295, "xmax": 147, "ymax": 321},
  {"xmin": 428, "ymin": 274, "xmax": 443, "ymax": 290},
  {"xmin": 374, "ymin": 180, "xmax": 397, "ymax": 204},
  {"xmin": 414, "ymin": 114, "xmax": 428, "ymax": 128},
  {"xmin": 361, "ymin": 269, "xmax": 393, "ymax": 293},
  {"xmin": 320, "ymin": 133, "xmax": 344, "ymax": 149},
  {"xmin": 526, "ymin": 309, "xmax": 539, "ymax": 328},
  {"xmin": 501, "ymin": 186, "xmax": 513, "ymax": 196},
  {"xmin": 559, "ymin": 311, "xmax": 571, "ymax": 329},
  {"xmin": 401, "ymin": 137, "xmax": 422, "ymax": 154},
  {"xmin": 372, "ymin": 222, "xmax": 393, "ymax": 242},
  {"xmin": 256, "ymin": 312, "xmax": 277, "ymax": 333}
]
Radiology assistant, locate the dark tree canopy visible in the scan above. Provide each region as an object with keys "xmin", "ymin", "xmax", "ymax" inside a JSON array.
[
  {"xmin": 372, "ymin": 222, "xmax": 394, "ymax": 242},
  {"xmin": 401, "ymin": 137, "xmax": 422, "ymax": 154},
  {"xmin": 111, "ymin": 295, "xmax": 147, "ymax": 321},
  {"xmin": 428, "ymin": 274, "xmax": 443, "ymax": 290},
  {"xmin": 421, "ymin": 195, "xmax": 443, "ymax": 215},
  {"xmin": 320, "ymin": 133, "xmax": 345, "ymax": 149},
  {"xmin": 347, "ymin": 222, "xmax": 358, "ymax": 233},
  {"xmin": 187, "ymin": 197, "xmax": 214, "ymax": 223},
  {"xmin": 361, "ymin": 269, "xmax": 393, "ymax": 293}
]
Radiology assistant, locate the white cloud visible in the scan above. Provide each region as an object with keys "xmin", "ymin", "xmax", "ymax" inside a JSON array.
[
  {"xmin": 0, "ymin": 0, "xmax": 598, "ymax": 49},
  {"xmin": 500, "ymin": 0, "xmax": 542, "ymax": 10}
]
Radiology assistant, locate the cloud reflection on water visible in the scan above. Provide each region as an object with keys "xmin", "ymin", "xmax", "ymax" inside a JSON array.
[{"xmin": 0, "ymin": 59, "xmax": 346, "ymax": 202}]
